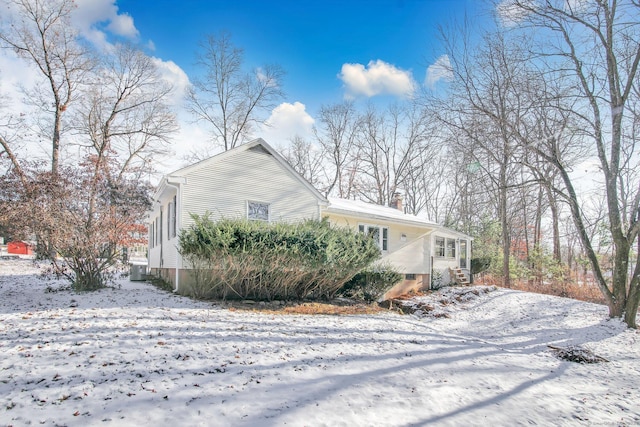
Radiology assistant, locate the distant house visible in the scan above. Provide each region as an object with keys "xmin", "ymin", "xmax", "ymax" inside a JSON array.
[
  {"xmin": 148, "ymin": 139, "xmax": 472, "ymax": 299},
  {"xmin": 7, "ymin": 241, "xmax": 34, "ymax": 256}
]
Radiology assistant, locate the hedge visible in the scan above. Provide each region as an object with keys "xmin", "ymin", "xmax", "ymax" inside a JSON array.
[{"xmin": 178, "ymin": 215, "xmax": 382, "ymax": 300}]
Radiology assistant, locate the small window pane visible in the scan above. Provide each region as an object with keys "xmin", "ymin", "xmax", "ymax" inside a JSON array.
[
  {"xmin": 171, "ymin": 195, "xmax": 177, "ymax": 238},
  {"xmin": 167, "ymin": 202, "xmax": 172, "ymax": 240},
  {"xmin": 369, "ymin": 227, "xmax": 380, "ymax": 246},
  {"xmin": 382, "ymin": 227, "xmax": 388, "ymax": 251},
  {"xmin": 435, "ymin": 237, "xmax": 445, "ymax": 257},
  {"xmin": 248, "ymin": 201, "xmax": 269, "ymax": 221}
]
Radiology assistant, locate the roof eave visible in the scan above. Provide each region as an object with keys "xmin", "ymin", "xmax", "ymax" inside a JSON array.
[{"xmin": 324, "ymin": 207, "xmax": 437, "ymax": 229}]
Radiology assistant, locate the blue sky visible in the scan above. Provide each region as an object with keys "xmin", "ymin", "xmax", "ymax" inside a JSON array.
[
  {"xmin": 0, "ymin": 0, "xmax": 492, "ymax": 167},
  {"xmin": 115, "ymin": 0, "xmax": 485, "ymax": 114}
]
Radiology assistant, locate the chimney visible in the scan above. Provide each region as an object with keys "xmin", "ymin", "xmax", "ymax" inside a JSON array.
[{"xmin": 390, "ymin": 192, "xmax": 403, "ymax": 212}]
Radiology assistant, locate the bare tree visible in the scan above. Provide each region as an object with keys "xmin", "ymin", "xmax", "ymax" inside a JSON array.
[
  {"xmin": 187, "ymin": 31, "xmax": 285, "ymax": 152},
  {"xmin": 314, "ymin": 101, "xmax": 361, "ymax": 198},
  {"xmin": 501, "ymin": 0, "xmax": 640, "ymax": 327},
  {"xmin": 73, "ymin": 43, "xmax": 177, "ymax": 243},
  {"xmin": 355, "ymin": 103, "xmax": 432, "ymax": 206},
  {"xmin": 280, "ymin": 135, "xmax": 325, "ymax": 188},
  {"xmin": 0, "ymin": 87, "xmax": 28, "ymax": 185},
  {"xmin": 77, "ymin": 44, "xmax": 177, "ymax": 182},
  {"xmin": 0, "ymin": 35, "xmax": 177, "ymax": 287},
  {"xmin": 0, "ymin": 0, "xmax": 92, "ymax": 174}
]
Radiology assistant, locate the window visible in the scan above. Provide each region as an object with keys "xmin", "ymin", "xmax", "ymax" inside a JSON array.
[
  {"xmin": 446, "ymin": 239, "xmax": 456, "ymax": 258},
  {"xmin": 158, "ymin": 208, "xmax": 163, "ymax": 244},
  {"xmin": 248, "ymin": 201, "xmax": 270, "ymax": 221},
  {"xmin": 460, "ymin": 240, "xmax": 468, "ymax": 269},
  {"xmin": 167, "ymin": 201, "xmax": 172, "ymax": 240},
  {"xmin": 435, "ymin": 237, "xmax": 445, "ymax": 257},
  {"xmin": 405, "ymin": 273, "xmax": 416, "ymax": 280},
  {"xmin": 171, "ymin": 195, "xmax": 177, "ymax": 238},
  {"xmin": 358, "ymin": 224, "xmax": 389, "ymax": 251},
  {"xmin": 167, "ymin": 196, "xmax": 177, "ymax": 239},
  {"xmin": 382, "ymin": 228, "xmax": 388, "ymax": 251},
  {"xmin": 149, "ymin": 222, "xmax": 155, "ymax": 248},
  {"xmin": 435, "ymin": 237, "xmax": 456, "ymax": 258}
]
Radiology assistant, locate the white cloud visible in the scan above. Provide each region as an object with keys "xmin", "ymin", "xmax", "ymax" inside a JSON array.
[
  {"xmin": 425, "ymin": 55, "xmax": 453, "ymax": 88},
  {"xmin": 338, "ymin": 60, "xmax": 415, "ymax": 98},
  {"xmin": 72, "ymin": 0, "xmax": 139, "ymax": 50},
  {"xmin": 151, "ymin": 58, "xmax": 191, "ymax": 106},
  {"xmin": 0, "ymin": 53, "xmax": 40, "ymax": 107},
  {"xmin": 106, "ymin": 13, "xmax": 138, "ymax": 38},
  {"xmin": 260, "ymin": 102, "xmax": 315, "ymax": 145}
]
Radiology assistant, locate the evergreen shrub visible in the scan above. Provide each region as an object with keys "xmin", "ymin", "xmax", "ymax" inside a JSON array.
[
  {"xmin": 337, "ymin": 263, "xmax": 402, "ymax": 302},
  {"xmin": 178, "ymin": 215, "xmax": 381, "ymax": 300}
]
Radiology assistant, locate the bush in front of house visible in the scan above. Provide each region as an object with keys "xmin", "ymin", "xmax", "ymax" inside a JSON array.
[
  {"xmin": 178, "ymin": 215, "xmax": 381, "ymax": 300},
  {"xmin": 337, "ymin": 263, "xmax": 402, "ymax": 303}
]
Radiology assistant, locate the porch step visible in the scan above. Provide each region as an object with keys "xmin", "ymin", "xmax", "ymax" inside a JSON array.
[{"xmin": 449, "ymin": 267, "xmax": 470, "ymax": 285}]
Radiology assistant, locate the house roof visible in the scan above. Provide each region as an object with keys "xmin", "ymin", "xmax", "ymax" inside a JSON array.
[
  {"xmin": 153, "ymin": 138, "xmax": 328, "ymax": 205},
  {"xmin": 325, "ymin": 197, "xmax": 439, "ymax": 229}
]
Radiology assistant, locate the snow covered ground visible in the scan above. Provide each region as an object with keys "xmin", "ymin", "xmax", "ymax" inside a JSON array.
[{"xmin": 1, "ymin": 258, "xmax": 639, "ymax": 426}]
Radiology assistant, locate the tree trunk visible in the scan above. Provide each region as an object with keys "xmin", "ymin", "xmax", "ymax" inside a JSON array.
[
  {"xmin": 542, "ymin": 181, "xmax": 561, "ymax": 262},
  {"xmin": 500, "ymin": 162, "xmax": 510, "ymax": 288},
  {"xmin": 625, "ymin": 286, "xmax": 639, "ymax": 328}
]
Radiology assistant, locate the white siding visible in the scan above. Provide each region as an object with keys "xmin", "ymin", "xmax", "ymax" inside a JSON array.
[
  {"xmin": 180, "ymin": 146, "xmax": 320, "ymax": 228},
  {"xmin": 148, "ymin": 189, "xmax": 179, "ymax": 269},
  {"xmin": 326, "ymin": 212, "xmax": 432, "ymax": 274}
]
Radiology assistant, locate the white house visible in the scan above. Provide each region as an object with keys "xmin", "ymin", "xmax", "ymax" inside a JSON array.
[{"xmin": 148, "ymin": 138, "xmax": 472, "ymax": 298}]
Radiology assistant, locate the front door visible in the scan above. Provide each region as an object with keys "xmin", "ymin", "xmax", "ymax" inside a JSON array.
[{"xmin": 459, "ymin": 239, "xmax": 468, "ymax": 269}]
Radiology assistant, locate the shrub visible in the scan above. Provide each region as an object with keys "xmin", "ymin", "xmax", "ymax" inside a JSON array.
[
  {"xmin": 471, "ymin": 258, "xmax": 491, "ymax": 275},
  {"xmin": 179, "ymin": 215, "xmax": 381, "ymax": 300},
  {"xmin": 0, "ymin": 164, "xmax": 151, "ymax": 291},
  {"xmin": 337, "ymin": 263, "xmax": 402, "ymax": 302}
]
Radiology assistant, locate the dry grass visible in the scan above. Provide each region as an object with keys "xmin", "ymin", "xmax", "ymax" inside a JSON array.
[
  {"xmin": 477, "ymin": 274, "xmax": 606, "ymax": 305},
  {"xmin": 227, "ymin": 301, "xmax": 385, "ymax": 315}
]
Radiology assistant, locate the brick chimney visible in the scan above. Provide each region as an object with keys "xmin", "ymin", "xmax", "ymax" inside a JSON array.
[{"xmin": 390, "ymin": 192, "xmax": 403, "ymax": 212}]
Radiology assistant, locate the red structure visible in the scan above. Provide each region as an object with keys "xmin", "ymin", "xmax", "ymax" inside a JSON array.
[{"xmin": 7, "ymin": 241, "xmax": 34, "ymax": 255}]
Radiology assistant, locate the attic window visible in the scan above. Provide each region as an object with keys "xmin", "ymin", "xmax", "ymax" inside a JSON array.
[{"xmin": 248, "ymin": 201, "xmax": 270, "ymax": 221}]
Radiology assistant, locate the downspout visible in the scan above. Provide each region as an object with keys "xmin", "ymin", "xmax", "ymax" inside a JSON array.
[{"xmin": 164, "ymin": 178, "xmax": 184, "ymax": 293}]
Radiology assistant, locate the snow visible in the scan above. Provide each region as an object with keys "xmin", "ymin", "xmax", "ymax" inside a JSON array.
[
  {"xmin": 1, "ymin": 258, "xmax": 639, "ymax": 426},
  {"xmin": 326, "ymin": 197, "xmax": 438, "ymax": 228}
]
